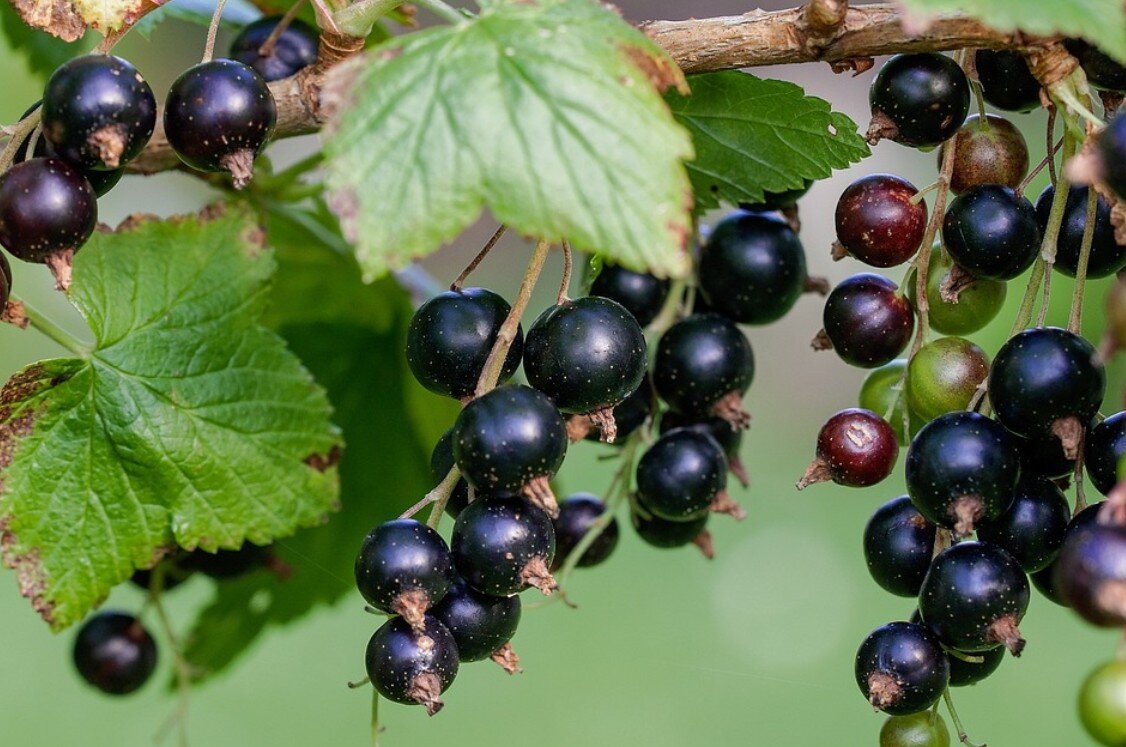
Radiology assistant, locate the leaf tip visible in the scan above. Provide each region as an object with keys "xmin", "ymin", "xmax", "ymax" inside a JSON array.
[{"xmin": 619, "ymin": 42, "xmax": 689, "ymax": 95}]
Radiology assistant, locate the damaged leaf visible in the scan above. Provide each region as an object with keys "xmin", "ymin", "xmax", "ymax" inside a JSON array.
[{"xmin": 7, "ymin": 0, "xmax": 165, "ymax": 41}]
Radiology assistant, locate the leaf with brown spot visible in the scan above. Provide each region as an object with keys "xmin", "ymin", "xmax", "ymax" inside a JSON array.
[{"xmin": 8, "ymin": 0, "xmax": 167, "ymax": 40}]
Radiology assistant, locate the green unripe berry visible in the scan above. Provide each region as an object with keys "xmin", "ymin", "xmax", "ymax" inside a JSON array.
[
  {"xmin": 1080, "ymin": 660, "xmax": 1126, "ymax": 746},
  {"xmin": 880, "ymin": 711, "xmax": 951, "ymax": 747},
  {"xmin": 906, "ymin": 337, "xmax": 990, "ymax": 421}
]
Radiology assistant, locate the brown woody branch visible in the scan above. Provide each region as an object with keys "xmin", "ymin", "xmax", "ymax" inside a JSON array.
[{"xmin": 127, "ymin": 3, "xmax": 1034, "ymax": 176}]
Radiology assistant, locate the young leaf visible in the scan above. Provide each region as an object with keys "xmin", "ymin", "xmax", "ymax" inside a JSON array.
[
  {"xmin": 666, "ymin": 71, "xmax": 869, "ymax": 211},
  {"xmin": 323, "ymin": 0, "xmax": 695, "ymax": 280},
  {"xmin": 0, "ymin": 205, "xmax": 341, "ymax": 630}
]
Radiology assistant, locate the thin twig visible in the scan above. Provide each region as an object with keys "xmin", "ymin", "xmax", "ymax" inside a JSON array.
[
  {"xmin": 557, "ymin": 241, "xmax": 573, "ymax": 305},
  {"xmin": 203, "ymin": 0, "xmax": 231, "ymax": 63},
  {"xmin": 1046, "ymin": 108, "xmax": 1058, "ymax": 185},
  {"xmin": 944, "ymin": 688, "xmax": 986, "ymax": 747},
  {"xmin": 259, "ymin": 0, "xmax": 310, "ymax": 57},
  {"xmin": 1017, "ymin": 137, "xmax": 1063, "ymax": 195},
  {"xmin": 151, "ymin": 589, "xmax": 192, "ymax": 747},
  {"xmin": 1068, "ymin": 186, "xmax": 1098, "ymax": 333},
  {"xmin": 451, "ymin": 225, "xmax": 507, "ymax": 291},
  {"xmin": 0, "ymin": 109, "xmax": 41, "ymax": 174}
]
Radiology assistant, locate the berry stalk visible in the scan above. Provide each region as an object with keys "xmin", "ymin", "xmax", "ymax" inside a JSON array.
[{"xmin": 1068, "ymin": 186, "xmax": 1099, "ymax": 333}]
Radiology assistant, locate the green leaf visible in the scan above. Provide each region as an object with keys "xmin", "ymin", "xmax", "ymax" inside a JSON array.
[
  {"xmin": 0, "ymin": 205, "xmax": 341, "ymax": 630},
  {"xmin": 896, "ymin": 0, "xmax": 1126, "ymax": 64},
  {"xmin": 0, "ymin": 2, "xmax": 93, "ymax": 79},
  {"xmin": 665, "ymin": 71, "xmax": 869, "ymax": 211},
  {"xmin": 323, "ymin": 0, "xmax": 695, "ymax": 280},
  {"xmin": 180, "ymin": 202, "xmax": 456, "ymax": 683}
]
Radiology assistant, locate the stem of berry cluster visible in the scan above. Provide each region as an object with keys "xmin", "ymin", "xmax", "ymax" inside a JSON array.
[
  {"xmin": 644, "ymin": 279, "xmax": 689, "ymax": 342},
  {"xmin": 150, "ymin": 586, "xmax": 192, "ymax": 747},
  {"xmin": 557, "ymin": 241, "xmax": 574, "ymax": 304},
  {"xmin": 370, "ymin": 689, "xmax": 381, "ymax": 747},
  {"xmin": 202, "ymin": 0, "xmax": 231, "ymax": 63},
  {"xmin": 259, "ymin": 0, "xmax": 310, "ymax": 56},
  {"xmin": 1067, "ymin": 187, "xmax": 1098, "ymax": 334},
  {"xmin": 907, "ymin": 133, "xmax": 957, "ymax": 359},
  {"xmin": 451, "ymin": 225, "xmax": 506, "ymax": 291},
  {"xmin": 943, "ymin": 688, "xmax": 984, "ymax": 747},
  {"xmin": 0, "ymin": 109, "xmax": 41, "ymax": 174}
]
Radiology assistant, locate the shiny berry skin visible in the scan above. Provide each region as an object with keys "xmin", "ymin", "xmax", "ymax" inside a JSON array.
[
  {"xmin": 182, "ymin": 544, "xmax": 273, "ymax": 579},
  {"xmin": 429, "ymin": 577, "xmax": 520, "ymax": 662},
  {"xmin": 636, "ymin": 428, "xmax": 730, "ymax": 521},
  {"xmin": 72, "ymin": 612, "xmax": 158, "ymax": 695},
  {"xmin": 855, "ymin": 622, "xmax": 949, "ymax": 715},
  {"xmin": 947, "ymin": 645, "xmax": 1004, "ymax": 688},
  {"xmin": 1035, "ymin": 185, "xmax": 1125, "ymax": 278},
  {"xmin": 355, "ymin": 519, "xmax": 454, "ymax": 627},
  {"xmin": 919, "ymin": 541, "xmax": 1030, "ymax": 655},
  {"xmin": 523, "ymin": 296, "xmax": 647, "ymax": 416},
  {"xmin": 1064, "ymin": 39, "xmax": 1126, "ymax": 91},
  {"xmin": 868, "ymin": 53, "xmax": 970, "ymax": 149},
  {"xmin": 834, "ymin": 174, "xmax": 926, "ymax": 267},
  {"xmin": 942, "ymin": 185, "xmax": 1040, "ymax": 280},
  {"xmin": 229, "ymin": 16, "xmax": 320, "ymax": 82},
  {"xmin": 879, "ymin": 712, "xmax": 951, "ymax": 747},
  {"xmin": 589, "ymin": 263, "xmax": 669, "ymax": 326},
  {"xmin": 42, "ymin": 55, "xmax": 156, "ymax": 170},
  {"xmin": 450, "ymin": 496, "xmax": 556, "ymax": 596},
  {"xmin": 1031, "ymin": 564, "xmax": 1065, "ymax": 606},
  {"xmin": 16, "ymin": 103, "xmax": 124, "ymax": 197},
  {"xmin": 0, "ymin": 157, "xmax": 96, "ymax": 264},
  {"xmin": 652, "ymin": 314, "xmax": 754, "ymax": 426},
  {"xmin": 451, "ymin": 385, "xmax": 567, "ymax": 496},
  {"xmin": 1097, "ymin": 114, "xmax": 1126, "ymax": 201},
  {"xmin": 1079, "ymin": 660, "xmax": 1126, "ymax": 746},
  {"xmin": 988, "ymin": 327, "xmax": 1105, "ymax": 441},
  {"xmin": 738, "ymin": 180, "xmax": 812, "ymax": 212},
  {"xmin": 163, "ymin": 59, "xmax": 276, "ymax": 186},
  {"xmin": 1087, "ymin": 413, "xmax": 1126, "ymax": 495},
  {"xmin": 1018, "ymin": 429, "xmax": 1077, "ymax": 480},
  {"xmin": 908, "ymin": 250, "xmax": 1006, "ymax": 336},
  {"xmin": 579, "ymin": 379, "xmax": 653, "ymax": 444},
  {"xmin": 699, "ymin": 212, "xmax": 808, "ymax": 323},
  {"xmin": 406, "ymin": 287, "xmax": 523, "ymax": 399},
  {"xmin": 822, "ymin": 273, "xmax": 914, "ymax": 368},
  {"xmin": 798, "ymin": 408, "xmax": 898, "ymax": 489},
  {"xmin": 365, "ymin": 615, "xmax": 458, "ymax": 715},
  {"xmin": 431, "ymin": 428, "xmax": 470, "ymax": 518},
  {"xmin": 630, "ymin": 511, "xmax": 711, "ymax": 555},
  {"xmin": 551, "ymin": 493, "xmax": 619, "ymax": 569},
  {"xmin": 1036, "ymin": 503, "xmax": 1103, "ymax": 606},
  {"xmin": 1055, "ymin": 522, "xmax": 1126, "ymax": 627},
  {"xmin": 859, "ymin": 360, "xmax": 924, "ymax": 446},
  {"xmin": 974, "ymin": 50, "xmax": 1041, "ymax": 112},
  {"xmin": 659, "ymin": 411, "xmax": 748, "ymax": 485},
  {"xmin": 946, "ymin": 115, "xmax": 1029, "ymax": 194},
  {"xmin": 976, "ymin": 475, "xmax": 1071, "ymax": 572},
  {"xmin": 863, "ymin": 495, "xmax": 937, "ymax": 597},
  {"xmin": 905, "ymin": 336, "xmax": 990, "ymax": 421},
  {"xmin": 905, "ymin": 412, "xmax": 1021, "ymax": 537}
]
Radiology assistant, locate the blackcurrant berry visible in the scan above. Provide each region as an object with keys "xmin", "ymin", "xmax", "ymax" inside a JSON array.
[
  {"xmin": 905, "ymin": 336, "xmax": 990, "ymax": 421},
  {"xmin": 905, "ymin": 411, "xmax": 1021, "ymax": 537},
  {"xmin": 1064, "ymin": 39, "xmax": 1126, "ymax": 91},
  {"xmin": 365, "ymin": 615, "xmax": 458, "ymax": 715},
  {"xmin": 833, "ymin": 174, "xmax": 926, "ymax": 268},
  {"xmin": 989, "ymin": 327, "xmax": 1105, "ymax": 454},
  {"xmin": 918, "ymin": 541, "xmax": 1029, "ymax": 655},
  {"xmin": 974, "ymin": 50, "xmax": 1041, "ymax": 112},
  {"xmin": 907, "ymin": 250, "xmax": 1006, "ymax": 336},
  {"xmin": 42, "ymin": 54, "xmax": 156, "ymax": 170},
  {"xmin": 868, "ymin": 53, "xmax": 970, "ymax": 148},
  {"xmin": 431, "ymin": 428, "xmax": 471, "ymax": 518},
  {"xmin": 863, "ymin": 495, "xmax": 937, "ymax": 597},
  {"xmin": 659, "ymin": 411, "xmax": 748, "ymax": 486},
  {"xmin": 72, "ymin": 611, "xmax": 158, "ymax": 695},
  {"xmin": 164, "ymin": 59, "xmax": 276, "ymax": 188},
  {"xmin": 879, "ymin": 711, "xmax": 951, "ymax": 747},
  {"xmin": 1017, "ymin": 430, "xmax": 1079, "ymax": 481},
  {"xmin": 946, "ymin": 115, "xmax": 1029, "ymax": 194},
  {"xmin": 637, "ymin": 428, "xmax": 741, "ymax": 520},
  {"xmin": 15, "ymin": 103, "xmax": 124, "ymax": 197},
  {"xmin": 1036, "ymin": 502, "xmax": 1103, "ymax": 606},
  {"xmin": 855, "ymin": 621, "xmax": 949, "ymax": 715},
  {"xmin": 1097, "ymin": 114, "xmax": 1126, "ymax": 201},
  {"xmin": 652, "ymin": 314, "xmax": 754, "ymax": 428},
  {"xmin": 450, "ymin": 495, "xmax": 556, "ymax": 596},
  {"xmin": 1031, "ymin": 565, "xmax": 1066, "ymax": 607},
  {"xmin": 1079, "ymin": 660, "xmax": 1126, "ymax": 746},
  {"xmin": 946, "ymin": 645, "xmax": 1004, "ymax": 688},
  {"xmin": 943, "ymin": 185, "xmax": 1040, "ymax": 280},
  {"xmin": 589, "ymin": 263, "xmax": 670, "ymax": 327},
  {"xmin": 430, "ymin": 577, "xmax": 521, "ymax": 665},
  {"xmin": 0, "ymin": 157, "xmax": 96, "ymax": 288},
  {"xmin": 699, "ymin": 211, "xmax": 808, "ymax": 323},
  {"xmin": 551, "ymin": 493, "xmax": 619, "ymax": 570},
  {"xmin": 630, "ymin": 510, "xmax": 713, "ymax": 558},
  {"xmin": 1087, "ymin": 413, "xmax": 1126, "ymax": 495},
  {"xmin": 820, "ymin": 273, "xmax": 914, "ymax": 368},
  {"xmin": 1035, "ymin": 185, "xmax": 1125, "ymax": 278},
  {"xmin": 797, "ymin": 408, "xmax": 899, "ymax": 489},
  {"xmin": 182, "ymin": 543, "xmax": 274, "ymax": 579},
  {"xmin": 577, "ymin": 379, "xmax": 653, "ymax": 444},
  {"xmin": 523, "ymin": 296, "xmax": 647, "ymax": 438},
  {"xmin": 737, "ymin": 180, "xmax": 812, "ymax": 212},
  {"xmin": 406, "ymin": 287, "xmax": 523, "ymax": 400},
  {"xmin": 355, "ymin": 519, "xmax": 454, "ymax": 630},
  {"xmin": 1055, "ymin": 521, "xmax": 1126, "ymax": 627},
  {"xmin": 452, "ymin": 385, "xmax": 567, "ymax": 514},
  {"xmin": 976, "ymin": 475, "xmax": 1071, "ymax": 572},
  {"xmin": 230, "ymin": 16, "xmax": 320, "ymax": 82}
]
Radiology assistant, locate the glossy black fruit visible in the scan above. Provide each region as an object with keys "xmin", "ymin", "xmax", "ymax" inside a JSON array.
[
  {"xmin": 523, "ymin": 296, "xmax": 647, "ymax": 425},
  {"xmin": 974, "ymin": 50, "xmax": 1041, "ymax": 112},
  {"xmin": 0, "ymin": 158, "xmax": 96, "ymax": 269},
  {"xmin": 230, "ymin": 16, "xmax": 320, "ymax": 82},
  {"xmin": 16, "ymin": 103, "xmax": 124, "ymax": 197},
  {"xmin": 183, "ymin": 544, "xmax": 272, "ymax": 579},
  {"xmin": 1036, "ymin": 503, "xmax": 1103, "ymax": 606},
  {"xmin": 1035, "ymin": 185, "xmax": 1125, "ymax": 278},
  {"xmin": 1055, "ymin": 522, "xmax": 1126, "ymax": 627},
  {"xmin": 919, "ymin": 541, "xmax": 1030, "ymax": 655},
  {"xmin": 869, "ymin": 53, "xmax": 970, "ymax": 148},
  {"xmin": 407, "ymin": 287, "xmax": 523, "ymax": 399},
  {"xmin": 699, "ymin": 212, "xmax": 808, "ymax": 323},
  {"xmin": 365, "ymin": 615, "xmax": 458, "ymax": 715},
  {"xmin": 580, "ymin": 380, "xmax": 653, "ymax": 444},
  {"xmin": 652, "ymin": 314, "xmax": 754, "ymax": 427},
  {"xmin": 450, "ymin": 496, "xmax": 556, "ymax": 596},
  {"xmin": 976, "ymin": 475, "xmax": 1071, "ymax": 572},
  {"xmin": 947, "ymin": 115, "xmax": 1029, "ymax": 194},
  {"xmin": 431, "ymin": 428, "xmax": 471, "ymax": 518},
  {"xmin": 430, "ymin": 577, "xmax": 521, "ymax": 662},
  {"xmin": 73, "ymin": 611, "xmax": 158, "ymax": 695},
  {"xmin": 637, "ymin": 428, "xmax": 736, "ymax": 521},
  {"xmin": 905, "ymin": 412, "xmax": 1021, "ymax": 537},
  {"xmin": 855, "ymin": 622, "xmax": 949, "ymax": 715},
  {"xmin": 834, "ymin": 174, "xmax": 927, "ymax": 268},
  {"xmin": 355, "ymin": 519, "xmax": 454, "ymax": 628},
  {"xmin": 947, "ymin": 646, "xmax": 1004, "ymax": 687},
  {"xmin": 1087, "ymin": 413, "xmax": 1126, "ymax": 495},
  {"xmin": 863, "ymin": 496, "xmax": 937, "ymax": 597},
  {"xmin": 1018, "ymin": 430, "xmax": 1078, "ymax": 481},
  {"xmin": 42, "ymin": 55, "xmax": 156, "ymax": 170},
  {"xmin": 659, "ymin": 411, "xmax": 748, "ymax": 486},
  {"xmin": 589, "ymin": 263, "xmax": 670, "ymax": 327},
  {"xmin": 551, "ymin": 493, "xmax": 619, "ymax": 570},
  {"xmin": 798, "ymin": 408, "xmax": 899, "ymax": 489},
  {"xmin": 943, "ymin": 185, "xmax": 1040, "ymax": 280},
  {"xmin": 1064, "ymin": 39, "xmax": 1126, "ymax": 91},
  {"xmin": 630, "ymin": 511, "xmax": 712, "ymax": 557},
  {"xmin": 821, "ymin": 273, "xmax": 914, "ymax": 368},
  {"xmin": 1098, "ymin": 114, "xmax": 1126, "ymax": 201},
  {"xmin": 163, "ymin": 59, "xmax": 276, "ymax": 187}
]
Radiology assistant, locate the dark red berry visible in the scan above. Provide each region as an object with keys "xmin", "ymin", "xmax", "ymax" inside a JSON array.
[
  {"xmin": 855, "ymin": 622, "xmax": 949, "ymax": 715},
  {"xmin": 820, "ymin": 273, "xmax": 914, "ymax": 368},
  {"xmin": 365, "ymin": 615, "xmax": 458, "ymax": 715},
  {"xmin": 943, "ymin": 185, "xmax": 1041, "ymax": 280},
  {"xmin": 652, "ymin": 314, "xmax": 754, "ymax": 428},
  {"xmin": 833, "ymin": 174, "xmax": 926, "ymax": 267},
  {"xmin": 551, "ymin": 493, "xmax": 619, "ymax": 570},
  {"xmin": 1064, "ymin": 39, "xmax": 1126, "ymax": 91},
  {"xmin": 355, "ymin": 519, "xmax": 454, "ymax": 630},
  {"xmin": 637, "ymin": 428, "xmax": 740, "ymax": 521},
  {"xmin": 229, "ymin": 16, "xmax": 320, "ymax": 82},
  {"xmin": 429, "ymin": 576, "xmax": 521, "ymax": 664},
  {"xmin": 589, "ymin": 263, "xmax": 669, "ymax": 327},
  {"xmin": 946, "ymin": 114, "xmax": 1029, "ymax": 195},
  {"xmin": 73, "ymin": 611, "xmax": 158, "ymax": 695},
  {"xmin": 863, "ymin": 495, "xmax": 937, "ymax": 597},
  {"xmin": 1055, "ymin": 522, "xmax": 1126, "ymax": 627},
  {"xmin": 868, "ymin": 53, "xmax": 970, "ymax": 148},
  {"xmin": 1035, "ymin": 185, "xmax": 1125, "ymax": 279},
  {"xmin": 450, "ymin": 495, "xmax": 557, "ymax": 596},
  {"xmin": 797, "ymin": 408, "xmax": 898, "ymax": 489},
  {"xmin": 630, "ymin": 510, "xmax": 713, "ymax": 557},
  {"xmin": 976, "ymin": 475, "xmax": 1071, "ymax": 572},
  {"xmin": 1087, "ymin": 413, "xmax": 1126, "ymax": 495},
  {"xmin": 974, "ymin": 50, "xmax": 1041, "ymax": 112}
]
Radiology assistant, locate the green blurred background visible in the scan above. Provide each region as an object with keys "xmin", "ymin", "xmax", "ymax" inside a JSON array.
[{"xmin": 0, "ymin": 2, "xmax": 1123, "ymax": 744}]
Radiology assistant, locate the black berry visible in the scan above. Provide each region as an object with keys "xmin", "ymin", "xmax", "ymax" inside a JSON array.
[
  {"xmin": 16, "ymin": 103, "xmax": 123, "ymax": 197},
  {"xmin": 863, "ymin": 495, "xmax": 937, "ymax": 597},
  {"xmin": 450, "ymin": 495, "xmax": 557, "ymax": 596},
  {"xmin": 947, "ymin": 645, "xmax": 1005, "ymax": 688},
  {"xmin": 630, "ymin": 510, "xmax": 713, "ymax": 557},
  {"xmin": 821, "ymin": 273, "xmax": 914, "ymax": 368},
  {"xmin": 636, "ymin": 428, "xmax": 739, "ymax": 521},
  {"xmin": 1098, "ymin": 114, "xmax": 1126, "ymax": 201},
  {"xmin": 551, "ymin": 493, "xmax": 619, "ymax": 570},
  {"xmin": 652, "ymin": 314, "xmax": 754, "ymax": 428},
  {"xmin": 868, "ymin": 53, "xmax": 970, "ymax": 148},
  {"xmin": 834, "ymin": 174, "xmax": 927, "ymax": 268},
  {"xmin": 230, "ymin": 16, "xmax": 320, "ymax": 82},
  {"xmin": 578, "ymin": 379, "xmax": 653, "ymax": 444},
  {"xmin": 355, "ymin": 519, "xmax": 454, "ymax": 630},
  {"xmin": 1055, "ymin": 521, "xmax": 1126, "ymax": 627},
  {"xmin": 1087, "ymin": 413, "xmax": 1126, "ymax": 495},
  {"xmin": 974, "ymin": 50, "xmax": 1042, "ymax": 112},
  {"xmin": 589, "ymin": 263, "xmax": 669, "ymax": 327},
  {"xmin": 976, "ymin": 475, "xmax": 1071, "ymax": 573},
  {"xmin": 659, "ymin": 411, "xmax": 748, "ymax": 486},
  {"xmin": 73, "ymin": 611, "xmax": 158, "ymax": 695},
  {"xmin": 855, "ymin": 622, "xmax": 949, "ymax": 715},
  {"xmin": 943, "ymin": 185, "xmax": 1041, "ymax": 281},
  {"xmin": 430, "ymin": 577, "xmax": 521, "ymax": 664},
  {"xmin": 365, "ymin": 615, "xmax": 459, "ymax": 715},
  {"xmin": 797, "ymin": 408, "xmax": 899, "ymax": 489},
  {"xmin": 1018, "ymin": 430, "xmax": 1079, "ymax": 481},
  {"xmin": 1064, "ymin": 39, "xmax": 1126, "ymax": 91},
  {"xmin": 1035, "ymin": 185, "xmax": 1125, "ymax": 279},
  {"xmin": 1037, "ymin": 503, "xmax": 1103, "ymax": 606}
]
